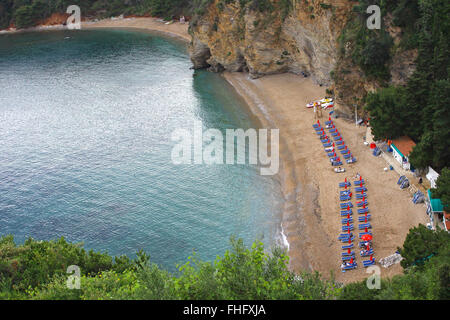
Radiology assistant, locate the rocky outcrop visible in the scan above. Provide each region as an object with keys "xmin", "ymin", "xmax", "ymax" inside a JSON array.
[
  {"xmin": 190, "ymin": 1, "xmax": 354, "ymax": 84},
  {"xmin": 189, "ymin": 0, "xmax": 417, "ymax": 116}
]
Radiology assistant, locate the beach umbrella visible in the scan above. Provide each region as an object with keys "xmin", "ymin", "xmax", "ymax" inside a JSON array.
[
  {"xmin": 350, "ymin": 257, "xmax": 353, "ymax": 264},
  {"xmin": 348, "ymin": 248, "xmax": 351, "ymax": 254},
  {"xmin": 363, "ymin": 196, "xmax": 365, "ymax": 202},
  {"xmin": 363, "ymin": 204, "xmax": 366, "ymax": 209},
  {"xmin": 360, "ymin": 176, "xmax": 362, "ymax": 181},
  {"xmin": 370, "ymin": 255, "xmax": 373, "ymax": 261},
  {"xmin": 365, "ymin": 227, "xmax": 368, "ymax": 233},
  {"xmin": 345, "ymin": 177, "xmax": 347, "ymax": 183},
  {"xmin": 362, "ymin": 234, "xmax": 372, "ymax": 241}
]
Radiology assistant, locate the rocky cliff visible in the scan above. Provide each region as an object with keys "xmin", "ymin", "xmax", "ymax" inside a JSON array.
[{"xmin": 189, "ymin": 0, "xmax": 417, "ymax": 116}]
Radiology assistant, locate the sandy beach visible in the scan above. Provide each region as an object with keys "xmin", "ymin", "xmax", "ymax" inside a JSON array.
[
  {"xmin": 224, "ymin": 72, "xmax": 428, "ymax": 283},
  {"xmin": 82, "ymin": 17, "xmax": 191, "ymax": 42},
  {"xmin": 12, "ymin": 17, "xmax": 428, "ymax": 283},
  {"xmin": 84, "ymin": 17, "xmax": 428, "ymax": 283}
]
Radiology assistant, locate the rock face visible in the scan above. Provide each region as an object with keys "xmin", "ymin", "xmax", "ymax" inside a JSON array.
[
  {"xmin": 189, "ymin": 0, "xmax": 417, "ymax": 116},
  {"xmin": 189, "ymin": 1, "xmax": 354, "ymax": 84}
]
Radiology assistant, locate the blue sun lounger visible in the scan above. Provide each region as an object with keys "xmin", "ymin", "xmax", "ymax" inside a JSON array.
[
  {"xmin": 331, "ymin": 157, "xmax": 340, "ymax": 162},
  {"xmin": 356, "ymin": 200, "xmax": 368, "ymax": 207},
  {"xmin": 338, "ymin": 234, "xmax": 354, "ymax": 241},
  {"xmin": 313, "ymin": 123, "xmax": 321, "ymax": 128},
  {"xmin": 323, "ymin": 143, "xmax": 332, "ymax": 147},
  {"xmin": 340, "ymin": 202, "xmax": 353, "ymax": 209},
  {"xmin": 340, "ymin": 190, "xmax": 351, "ymax": 196},
  {"xmin": 341, "ymin": 218, "xmax": 353, "ymax": 224},
  {"xmin": 328, "ymin": 152, "xmax": 336, "ymax": 158},
  {"xmin": 331, "ymin": 131, "xmax": 339, "ymax": 136},
  {"xmin": 342, "ymin": 225, "xmax": 354, "ymax": 232},
  {"xmin": 332, "ymin": 161, "xmax": 343, "ymax": 166},
  {"xmin": 355, "ymin": 187, "xmax": 368, "ymax": 192},
  {"xmin": 340, "ymin": 212, "xmax": 353, "ymax": 217},
  {"xmin": 359, "ymin": 231, "xmax": 372, "ymax": 238},
  {"xmin": 360, "ymin": 249, "xmax": 374, "ymax": 257},
  {"xmin": 354, "ymin": 180, "xmax": 365, "ymax": 185},
  {"xmin": 341, "ymin": 263, "xmax": 357, "ymax": 272},
  {"xmin": 339, "ymin": 182, "xmax": 351, "ymax": 188},
  {"xmin": 358, "ymin": 215, "xmax": 371, "ymax": 222},
  {"xmin": 358, "ymin": 223, "xmax": 371, "ymax": 230},
  {"xmin": 343, "ymin": 153, "xmax": 352, "ymax": 159},
  {"xmin": 340, "ymin": 149, "xmax": 350, "ymax": 154},
  {"xmin": 337, "ymin": 145, "xmax": 346, "ymax": 150},
  {"xmin": 340, "ymin": 195, "xmax": 351, "ymax": 201},
  {"xmin": 325, "ymin": 120, "xmax": 333, "ymax": 125},
  {"xmin": 363, "ymin": 260, "xmax": 375, "ymax": 268},
  {"xmin": 342, "ymin": 251, "xmax": 355, "ymax": 257},
  {"xmin": 356, "ymin": 193, "xmax": 368, "ymax": 199},
  {"xmin": 335, "ymin": 140, "xmax": 344, "ymax": 145},
  {"xmin": 341, "ymin": 256, "xmax": 355, "ymax": 262},
  {"xmin": 358, "ymin": 208, "xmax": 369, "ymax": 214},
  {"xmin": 347, "ymin": 157, "xmax": 357, "ymax": 164},
  {"xmin": 342, "ymin": 244, "xmax": 353, "ymax": 250},
  {"xmin": 329, "ymin": 128, "xmax": 337, "ymax": 133}
]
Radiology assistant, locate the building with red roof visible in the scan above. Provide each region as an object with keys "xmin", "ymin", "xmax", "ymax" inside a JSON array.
[{"xmin": 391, "ymin": 136, "xmax": 417, "ymax": 170}]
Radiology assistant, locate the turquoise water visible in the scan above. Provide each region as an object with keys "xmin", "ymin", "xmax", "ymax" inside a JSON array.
[{"xmin": 0, "ymin": 29, "xmax": 283, "ymax": 270}]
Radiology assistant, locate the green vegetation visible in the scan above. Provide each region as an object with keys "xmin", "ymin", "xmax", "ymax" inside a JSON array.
[
  {"xmin": 432, "ymin": 168, "xmax": 450, "ymax": 209},
  {"xmin": 0, "ymin": 0, "xmax": 194, "ymax": 29},
  {"xmin": 361, "ymin": 0, "xmax": 449, "ymax": 173},
  {"xmin": 1, "ymin": 226, "xmax": 449, "ymax": 300},
  {"xmin": 339, "ymin": 1, "xmax": 394, "ymax": 81}
]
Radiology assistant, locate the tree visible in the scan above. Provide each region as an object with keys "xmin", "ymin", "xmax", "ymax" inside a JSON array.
[
  {"xmin": 14, "ymin": 5, "xmax": 34, "ymax": 29},
  {"xmin": 398, "ymin": 224, "xmax": 450, "ymax": 269},
  {"xmin": 432, "ymin": 167, "xmax": 450, "ymax": 209}
]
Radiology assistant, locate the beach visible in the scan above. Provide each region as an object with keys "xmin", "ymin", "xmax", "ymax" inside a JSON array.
[{"xmin": 21, "ymin": 17, "xmax": 429, "ymax": 283}]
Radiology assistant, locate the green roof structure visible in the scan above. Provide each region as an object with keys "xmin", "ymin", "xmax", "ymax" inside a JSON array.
[{"xmin": 428, "ymin": 189, "xmax": 444, "ymax": 213}]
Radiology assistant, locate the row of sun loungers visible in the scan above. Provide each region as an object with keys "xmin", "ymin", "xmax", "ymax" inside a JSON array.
[
  {"xmin": 324, "ymin": 120, "xmax": 357, "ymax": 164},
  {"xmin": 314, "ymin": 121, "xmax": 344, "ymax": 167}
]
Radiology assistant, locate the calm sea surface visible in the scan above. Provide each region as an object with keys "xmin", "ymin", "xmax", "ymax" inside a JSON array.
[{"xmin": 0, "ymin": 29, "xmax": 283, "ymax": 270}]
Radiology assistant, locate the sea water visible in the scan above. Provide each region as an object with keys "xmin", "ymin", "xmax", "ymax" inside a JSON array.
[{"xmin": 0, "ymin": 29, "xmax": 283, "ymax": 270}]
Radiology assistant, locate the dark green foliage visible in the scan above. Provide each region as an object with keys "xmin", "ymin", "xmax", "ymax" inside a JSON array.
[
  {"xmin": 340, "ymin": 224, "xmax": 450, "ymax": 300},
  {"xmin": 1, "ymin": 229, "xmax": 449, "ymax": 300},
  {"xmin": 364, "ymin": 0, "xmax": 450, "ymax": 171},
  {"xmin": 0, "ymin": 0, "xmax": 194, "ymax": 29},
  {"xmin": 432, "ymin": 168, "xmax": 450, "ymax": 209},
  {"xmin": 398, "ymin": 224, "xmax": 449, "ymax": 269},
  {"xmin": 13, "ymin": 5, "xmax": 34, "ymax": 28},
  {"xmin": 365, "ymin": 86, "xmax": 410, "ymax": 140}
]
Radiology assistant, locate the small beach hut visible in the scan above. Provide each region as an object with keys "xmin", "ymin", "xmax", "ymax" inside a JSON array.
[{"xmin": 390, "ymin": 136, "xmax": 416, "ymax": 170}]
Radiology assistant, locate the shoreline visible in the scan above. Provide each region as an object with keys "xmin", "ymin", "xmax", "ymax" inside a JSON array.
[{"xmin": 3, "ymin": 17, "xmax": 429, "ymax": 283}]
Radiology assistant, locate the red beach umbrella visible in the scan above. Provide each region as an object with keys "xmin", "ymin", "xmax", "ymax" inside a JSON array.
[
  {"xmin": 362, "ymin": 234, "xmax": 372, "ymax": 241},
  {"xmin": 317, "ymin": 120, "xmax": 320, "ymax": 124},
  {"xmin": 345, "ymin": 177, "xmax": 347, "ymax": 183},
  {"xmin": 370, "ymin": 255, "xmax": 373, "ymax": 261},
  {"xmin": 363, "ymin": 204, "xmax": 366, "ymax": 209},
  {"xmin": 360, "ymin": 176, "xmax": 362, "ymax": 181},
  {"xmin": 348, "ymin": 238, "xmax": 351, "ymax": 244},
  {"xmin": 365, "ymin": 227, "xmax": 368, "ymax": 232},
  {"xmin": 348, "ymin": 248, "xmax": 351, "ymax": 254},
  {"xmin": 350, "ymin": 258, "xmax": 353, "ymax": 264}
]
